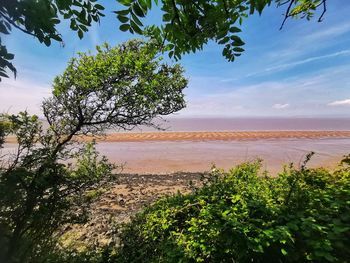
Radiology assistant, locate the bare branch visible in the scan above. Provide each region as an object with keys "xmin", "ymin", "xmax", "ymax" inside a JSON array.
[
  {"xmin": 279, "ymin": 0, "xmax": 295, "ymax": 30},
  {"xmin": 318, "ymin": 0, "xmax": 327, "ymax": 22}
]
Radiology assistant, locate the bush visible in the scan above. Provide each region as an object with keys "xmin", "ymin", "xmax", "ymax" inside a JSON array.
[{"xmin": 115, "ymin": 159, "xmax": 350, "ymax": 262}]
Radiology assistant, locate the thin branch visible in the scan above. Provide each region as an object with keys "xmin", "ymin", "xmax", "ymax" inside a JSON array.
[
  {"xmin": 277, "ymin": 0, "xmax": 292, "ymax": 7},
  {"xmin": 318, "ymin": 0, "xmax": 327, "ymax": 22},
  {"xmin": 279, "ymin": 0, "xmax": 295, "ymax": 30}
]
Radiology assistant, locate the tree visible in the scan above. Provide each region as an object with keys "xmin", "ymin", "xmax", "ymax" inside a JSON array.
[
  {"xmin": 0, "ymin": 0, "xmax": 327, "ymax": 80},
  {"xmin": 0, "ymin": 39, "xmax": 187, "ymax": 262}
]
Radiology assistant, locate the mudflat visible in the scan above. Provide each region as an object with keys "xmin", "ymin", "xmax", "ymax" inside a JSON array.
[
  {"xmin": 88, "ymin": 130, "xmax": 350, "ymax": 142},
  {"xmin": 4, "ymin": 131, "xmax": 350, "ymax": 174}
]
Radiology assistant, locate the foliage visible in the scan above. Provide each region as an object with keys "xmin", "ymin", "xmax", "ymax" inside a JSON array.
[
  {"xmin": 0, "ymin": 114, "xmax": 11, "ymax": 148},
  {"xmin": 0, "ymin": 39, "xmax": 187, "ymax": 263},
  {"xmin": 115, "ymin": 159, "xmax": 350, "ymax": 262},
  {"xmin": 44, "ymin": 39, "xmax": 187, "ymax": 136},
  {"xmin": 0, "ymin": 0, "xmax": 105, "ymax": 81},
  {"xmin": 116, "ymin": 0, "xmax": 328, "ymax": 61},
  {"xmin": 0, "ymin": 119, "xmax": 6, "ymax": 148},
  {"xmin": 0, "ymin": 113, "xmax": 115, "ymax": 263},
  {"xmin": 0, "ymin": 37, "xmax": 16, "ymax": 80},
  {"xmin": 1, "ymin": 0, "xmax": 328, "ymax": 80}
]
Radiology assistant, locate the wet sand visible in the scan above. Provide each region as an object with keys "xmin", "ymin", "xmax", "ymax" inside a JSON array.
[
  {"xmin": 96, "ymin": 137, "xmax": 350, "ymax": 174},
  {"xmin": 90, "ymin": 130, "xmax": 350, "ymax": 142},
  {"xmin": 4, "ymin": 131, "xmax": 350, "ymax": 174}
]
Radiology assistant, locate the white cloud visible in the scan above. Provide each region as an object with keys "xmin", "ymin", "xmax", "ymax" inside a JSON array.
[
  {"xmin": 273, "ymin": 103, "xmax": 289, "ymax": 109},
  {"xmin": 180, "ymin": 65, "xmax": 350, "ymax": 117},
  {"xmin": 0, "ymin": 78, "xmax": 51, "ymax": 116},
  {"xmin": 303, "ymin": 22, "xmax": 350, "ymax": 43},
  {"xmin": 328, "ymin": 99, "xmax": 350, "ymax": 106},
  {"xmin": 247, "ymin": 50, "xmax": 350, "ymax": 77},
  {"xmin": 266, "ymin": 22, "xmax": 350, "ymax": 62}
]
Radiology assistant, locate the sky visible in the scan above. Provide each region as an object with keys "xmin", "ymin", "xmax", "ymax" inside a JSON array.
[{"xmin": 1, "ymin": 0, "xmax": 350, "ymax": 117}]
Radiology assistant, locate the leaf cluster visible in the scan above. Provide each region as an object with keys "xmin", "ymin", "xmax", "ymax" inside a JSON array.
[
  {"xmin": 115, "ymin": 159, "xmax": 350, "ymax": 262},
  {"xmin": 0, "ymin": 112, "xmax": 115, "ymax": 263},
  {"xmin": 44, "ymin": 39, "xmax": 187, "ymax": 137},
  {"xmin": 0, "ymin": 0, "xmax": 105, "ymax": 80},
  {"xmin": 0, "ymin": 0, "xmax": 328, "ymax": 79},
  {"xmin": 116, "ymin": 0, "xmax": 328, "ymax": 62}
]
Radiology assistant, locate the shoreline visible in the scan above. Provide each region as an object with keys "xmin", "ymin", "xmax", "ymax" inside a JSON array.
[
  {"xmin": 5, "ymin": 131, "xmax": 350, "ymax": 144},
  {"xmin": 85, "ymin": 130, "xmax": 350, "ymax": 142},
  {"xmin": 4, "ymin": 132, "xmax": 350, "ymax": 175}
]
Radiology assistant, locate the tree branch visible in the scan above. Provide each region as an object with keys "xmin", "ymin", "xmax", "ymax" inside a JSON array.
[
  {"xmin": 279, "ymin": 0, "xmax": 295, "ymax": 30},
  {"xmin": 0, "ymin": 11, "xmax": 37, "ymax": 38},
  {"xmin": 318, "ymin": 0, "xmax": 327, "ymax": 22}
]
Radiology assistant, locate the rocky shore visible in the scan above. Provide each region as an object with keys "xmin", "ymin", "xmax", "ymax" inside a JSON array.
[{"xmin": 59, "ymin": 172, "xmax": 205, "ymax": 250}]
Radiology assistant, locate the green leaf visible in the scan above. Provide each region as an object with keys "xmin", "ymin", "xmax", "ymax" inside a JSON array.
[
  {"xmin": 114, "ymin": 9, "xmax": 130, "ymax": 16},
  {"xmin": 131, "ymin": 13, "xmax": 143, "ymax": 26},
  {"xmin": 78, "ymin": 29, "xmax": 83, "ymax": 39},
  {"xmin": 44, "ymin": 38, "xmax": 51, "ymax": 46},
  {"xmin": 94, "ymin": 4, "xmax": 105, "ymax": 10},
  {"xmin": 139, "ymin": 0, "xmax": 149, "ymax": 11},
  {"xmin": 217, "ymin": 29, "xmax": 228, "ymax": 40},
  {"xmin": 118, "ymin": 0, "xmax": 133, "ymax": 6},
  {"xmin": 132, "ymin": 3, "xmax": 145, "ymax": 17},
  {"xmin": 118, "ymin": 15, "xmax": 129, "ymax": 23},
  {"xmin": 119, "ymin": 24, "xmax": 130, "ymax": 32},
  {"xmin": 218, "ymin": 37, "xmax": 230, "ymax": 44},
  {"xmin": 229, "ymin": 26, "xmax": 241, "ymax": 33},
  {"xmin": 130, "ymin": 20, "xmax": 143, "ymax": 34},
  {"xmin": 4, "ymin": 53, "xmax": 14, "ymax": 60},
  {"xmin": 233, "ymin": 47, "xmax": 244, "ymax": 52},
  {"xmin": 230, "ymin": 35, "xmax": 242, "ymax": 42},
  {"xmin": 0, "ymin": 22, "xmax": 9, "ymax": 34},
  {"xmin": 51, "ymin": 18, "xmax": 60, "ymax": 24}
]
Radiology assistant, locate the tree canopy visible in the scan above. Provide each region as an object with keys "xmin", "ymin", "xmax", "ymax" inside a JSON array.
[
  {"xmin": 0, "ymin": 0, "xmax": 105, "ymax": 80},
  {"xmin": 0, "ymin": 0, "xmax": 328, "ymax": 81},
  {"xmin": 117, "ymin": 0, "xmax": 327, "ymax": 61},
  {"xmin": 0, "ymin": 39, "xmax": 187, "ymax": 262}
]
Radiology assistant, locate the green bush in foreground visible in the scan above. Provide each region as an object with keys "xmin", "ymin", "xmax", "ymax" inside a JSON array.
[{"xmin": 115, "ymin": 158, "xmax": 350, "ymax": 263}]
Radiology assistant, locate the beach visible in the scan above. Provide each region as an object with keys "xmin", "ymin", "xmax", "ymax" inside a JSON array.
[
  {"xmin": 4, "ymin": 115, "xmax": 350, "ymax": 176},
  {"xmin": 90, "ymin": 130, "xmax": 350, "ymax": 142},
  {"xmin": 93, "ymin": 134, "xmax": 350, "ymax": 174}
]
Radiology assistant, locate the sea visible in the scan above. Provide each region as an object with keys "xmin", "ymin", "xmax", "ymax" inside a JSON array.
[
  {"xmin": 128, "ymin": 117, "xmax": 350, "ymax": 132},
  {"xmin": 3, "ymin": 117, "xmax": 350, "ymax": 174}
]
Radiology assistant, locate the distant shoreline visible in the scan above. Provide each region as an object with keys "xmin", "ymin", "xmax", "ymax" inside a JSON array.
[
  {"xmin": 4, "ymin": 133, "xmax": 350, "ymax": 175},
  {"xmin": 5, "ymin": 130, "xmax": 350, "ymax": 144},
  {"xmin": 82, "ymin": 130, "xmax": 350, "ymax": 142}
]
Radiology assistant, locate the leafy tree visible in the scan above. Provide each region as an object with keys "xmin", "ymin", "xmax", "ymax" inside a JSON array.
[
  {"xmin": 0, "ymin": 0, "xmax": 328, "ymax": 80},
  {"xmin": 0, "ymin": 39, "xmax": 187, "ymax": 262},
  {"xmin": 115, "ymin": 158, "xmax": 350, "ymax": 262},
  {"xmin": 117, "ymin": 0, "xmax": 328, "ymax": 61}
]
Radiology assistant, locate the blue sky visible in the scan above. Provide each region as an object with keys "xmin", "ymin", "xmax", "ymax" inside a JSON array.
[{"xmin": 1, "ymin": 0, "xmax": 350, "ymax": 117}]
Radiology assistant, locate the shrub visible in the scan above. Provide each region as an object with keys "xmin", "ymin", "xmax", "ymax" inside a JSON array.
[{"xmin": 115, "ymin": 159, "xmax": 350, "ymax": 262}]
